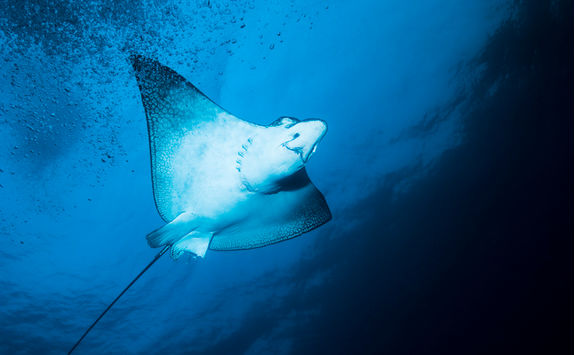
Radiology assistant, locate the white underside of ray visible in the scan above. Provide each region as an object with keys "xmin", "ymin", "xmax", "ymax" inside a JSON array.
[
  {"xmin": 132, "ymin": 55, "xmax": 331, "ymax": 258},
  {"xmin": 163, "ymin": 111, "xmax": 261, "ymax": 220}
]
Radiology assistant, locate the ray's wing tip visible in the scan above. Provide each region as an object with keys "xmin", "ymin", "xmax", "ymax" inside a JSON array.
[{"xmin": 325, "ymin": 207, "xmax": 333, "ymax": 222}]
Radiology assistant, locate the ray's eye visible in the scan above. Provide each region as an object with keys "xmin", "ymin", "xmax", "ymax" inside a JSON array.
[{"xmin": 293, "ymin": 133, "xmax": 300, "ymax": 139}]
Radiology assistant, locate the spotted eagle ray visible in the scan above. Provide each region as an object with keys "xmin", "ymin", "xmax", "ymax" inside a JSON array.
[{"xmin": 69, "ymin": 55, "xmax": 331, "ymax": 353}]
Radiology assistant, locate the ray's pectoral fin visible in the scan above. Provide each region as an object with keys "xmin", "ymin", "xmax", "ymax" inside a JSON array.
[
  {"xmin": 146, "ymin": 211, "xmax": 199, "ymax": 248},
  {"xmin": 171, "ymin": 231, "xmax": 214, "ymax": 260}
]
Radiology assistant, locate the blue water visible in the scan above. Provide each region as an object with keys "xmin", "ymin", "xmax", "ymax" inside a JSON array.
[{"xmin": 0, "ymin": 1, "xmax": 572, "ymax": 354}]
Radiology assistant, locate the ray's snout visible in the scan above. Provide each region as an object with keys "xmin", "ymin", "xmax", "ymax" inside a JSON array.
[
  {"xmin": 285, "ymin": 119, "xmax": 327, "ymax": 163},
  {"xmin": 303, "ymin": 119, "xmax": 328, "ymax": 162},
  {"xmin": 306, "ymin": 119, "xmax": 328, "ymax": 139}
]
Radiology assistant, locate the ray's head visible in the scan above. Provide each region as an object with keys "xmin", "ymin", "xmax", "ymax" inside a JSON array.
[
  {"xmin": 270, "ymin": 117, "xmax": 328, "ymax": 164},
  {"xmin": 237, "ymin": 116, "xmax": 328, "ymax": 193}
]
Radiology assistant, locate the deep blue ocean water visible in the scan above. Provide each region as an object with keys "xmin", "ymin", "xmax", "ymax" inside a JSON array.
[{"xmin": 0, "ymin": 1, "xmax": 572, "ymax": 354}]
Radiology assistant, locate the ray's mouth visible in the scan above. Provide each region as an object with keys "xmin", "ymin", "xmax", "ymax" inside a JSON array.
[
  {"xmin": 284, "ymin": 144, "xmax": 303, "ymax": 158},
  {"xmin": 282, "ymin": 118, "xmax": 327, "ymax": 163},
  {"xmin": 285, "ymin": 143, "xmax": 318, "ymax": 163},
  {"xmin": 303, "ymin": 143, "xmax": 318, "ymax": 163}
]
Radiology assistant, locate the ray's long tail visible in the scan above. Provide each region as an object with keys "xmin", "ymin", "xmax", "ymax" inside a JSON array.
[{"xmin": 68, "ymin": 245, "xmax": 170, "ymax": 354}]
